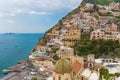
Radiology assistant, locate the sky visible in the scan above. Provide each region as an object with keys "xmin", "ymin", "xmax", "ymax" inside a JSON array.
[{"xmin": 0, "ymin": 0, "xmax": 82, "ymax": 33}]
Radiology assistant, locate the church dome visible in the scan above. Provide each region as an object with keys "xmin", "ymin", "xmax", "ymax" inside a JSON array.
[{"xmin": 54, "ymin": 54, "xmax": 72, "ymax": 74}]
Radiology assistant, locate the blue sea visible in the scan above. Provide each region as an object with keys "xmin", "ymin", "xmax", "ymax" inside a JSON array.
[{"xmin": 0, "ymin": 33, "xmax": 44, "ymax": 78}]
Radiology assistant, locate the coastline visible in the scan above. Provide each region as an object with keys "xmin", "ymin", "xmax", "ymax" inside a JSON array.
[
  {"xmin": 0, "ymin": 73, "xmax": 16, "ymax": 80},
  {"xmin": 0, "ymin": 59, "xmax": 27, "ymax": 80},
  {"xmin": 0, "ymin": 33, "xmax": 44, "ymax": 79}
]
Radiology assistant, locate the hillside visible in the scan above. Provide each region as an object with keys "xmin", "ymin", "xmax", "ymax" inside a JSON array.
[
  {"xmin": 87, "ymin": 0, "xmax": 120, "ymax": 5},
  {"xmin": 44, "ymin": 0, "xmax": 120, "ymax": 35},
  {"xmin": 35, "ymin": 0, "xmax": 120, "ymax": 58}
]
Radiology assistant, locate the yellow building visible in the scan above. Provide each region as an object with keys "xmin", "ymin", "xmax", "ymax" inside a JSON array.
[
  {"xmin": 64, "ymin": 29, "xmax": 81, "ymax": 40},
  {"xmin": 63, "ymin": 26, "xmax": 81, "ymax": 47},
  {"xmin": 63, "ymin": 41, "xmax": 75, "ymax": 47}
]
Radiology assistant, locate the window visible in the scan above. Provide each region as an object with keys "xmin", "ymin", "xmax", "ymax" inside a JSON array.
[
  {"xmin": 81, "ymin": 77, "xmax": 84, "ymax": 80},
  {"xmin": 90, "ymin": 63, "xmax": 92, "ymax": 68},
  {"xmin": 106, "ymin": 60, "xmax": 108, "ymax": 62},
  {"xmin": 58, "ymin": 76, "xmax": 61, "ymax": 80},
  {"xmin": 90, "ymin": 59, "xmax": 92, "ymax": 62},
  {"xmin": 53, "ymin": 77, "xmax": 55, "ymax": 80},
  {"xmin": 97, "ymin": 33, "xmax": 99, "ymax": 35},
  {"xmin": 93, "ymin": 36, "xmax": 95, "ymax": 38},
  {"xmin": 103, "ymin": 60, "xmax": 105, "ymax": 62},
  {"xmin": 109, "ymin": 60, "xmax": 111, "ymax": 62}
]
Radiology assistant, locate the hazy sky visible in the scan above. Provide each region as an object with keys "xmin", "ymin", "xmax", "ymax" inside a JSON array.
[{"xmin": 0, "ymin": 0, "xmax": 82, "ymax": 33}]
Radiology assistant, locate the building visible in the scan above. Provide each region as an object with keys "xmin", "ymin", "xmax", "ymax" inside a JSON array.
[
  {"xmin": 90, "ymin": 29, "xmax": 105, "ymax": 40},
  {"xmin": 106, "ymin": 23, "xmax": 118, "ymax": 33},
  {"xmin": 63, "ymin": 41, "xmax": 75, "ymax": 47},
  {"xmin": 81, "ymin": 69, "xmax": 99, "ymax": 80},
  {"xmin": 53, "ymin": 53, "xmax": 84, "ymax": 80},
  {"xmin": 82, "ymin": 26, "xmax": 91, "ymax": 33},
  {"xmin": 84, "ymin": 3, "xmax": 94, "ymax": 11},
  {"xmin": 102, "ymin": 58, "xmax": 113, "ymax": 63},
  {"xmin": 103, "ymin": 63, "xmax": 120, "ymax": 74},
  {"xmin": 98, "ymin": 7, "xmax": 107, "ymax": 14},
  {"xmin": 87, "ymin": 54, "xmax": 95, "ymax": 69},
  {"xmin": 104, "ymin": 32, "xmax": 120, "ymax": 40},
  {"xmin": 56, "ymin": 46, "xmax": 74, "ymax": 58},
  {"xmin": 63, "ymin": 29, "xmax": 81, "ymax": 40},
  {"xmin": 45, "ymin": 33, "xmax": 57, "ymax": 42},
  {"xmin": 63, "ymin": 26, "xmax": 81, "ymax": 47},
  {"xmin": 53, "ymin": 53, "xmax": 72, "ymax": 80},
  {"xmin": 70, "ymin": 56, "xmax": 84, "ymax": 65}
]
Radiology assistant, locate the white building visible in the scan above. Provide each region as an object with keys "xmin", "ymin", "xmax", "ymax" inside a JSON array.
[{"xmin": 81, "ymin": 69, "xmax": 99, "ymax": 80}]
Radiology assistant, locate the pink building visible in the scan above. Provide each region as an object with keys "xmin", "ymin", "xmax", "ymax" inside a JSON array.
[{"xmin": 106, "ymin": 23, "xmax": 118, "ymax": 32}]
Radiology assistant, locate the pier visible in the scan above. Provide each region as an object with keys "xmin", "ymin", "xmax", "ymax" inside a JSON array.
[{"xmin": 2, "ymin": 69, "xmax": 21, "ymax": 74}]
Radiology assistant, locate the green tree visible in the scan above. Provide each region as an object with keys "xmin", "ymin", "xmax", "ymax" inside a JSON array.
[
  {"xmin": 32, "ymin": 77, "xmax": 37, "ymax": 80},
  {"xmin": 53, "ymin": 54, "xmax": 59, "ymax": 60},
  {"xmin": 74, "ymin": 39, "xmax": 120, "ymax": 58},
  {"xmin": 100, "ymin": 68, "xmax": 109, "ymax": 80}
]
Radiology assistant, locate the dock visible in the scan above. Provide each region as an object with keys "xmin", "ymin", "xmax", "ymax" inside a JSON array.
[{"xmin": 2, "ymin": 69, "xmax": 21, "ymax": 74}]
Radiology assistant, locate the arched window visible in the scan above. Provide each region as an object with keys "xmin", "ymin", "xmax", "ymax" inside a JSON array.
[
  {"xmin": 58, "ymin": 76, "xmax": 61, "ymax": 80},
  {"xmin": 90, "ymin": 63, "xmax": 92, "ymax": 68}
]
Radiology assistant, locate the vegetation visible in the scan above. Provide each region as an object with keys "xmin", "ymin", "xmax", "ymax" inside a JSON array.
[
  {"xmin": 115, "ymin": 16, "xmax": 120, "ymax": 21},
  {"xmin": 99, "ymin": 12, "xmax": 113, "ymax": 16},
  {"xmin": 74, "ymin": 39, "xmax": 120, "ymax": 58},
  {"xmin": 32, "ymin": 78, "xmax": 37, "ymax": 80},
  {"xmin": 52, "ymin": 48, "xmax": 59, "ymax": 53},
  {"xmin": 32, "ymin": 48, "xmax": 37, "ymax": 52},
  {"xmin": 100, "ymin": 68, "xmax": 109, "ymax": 80},
  {"xmin": 53, "ymin": 54, "xmax": 59, "ymax": 60},
  {"xmin": 26, "ymin": 59, "xmax": 33, "ymax": 66},
  {"xmin": 100, "ymin": 69, "xmax": 120, "ymax": 80},
  {"xmin": 115, "ymin": 73, "xmax": 120, "ymax": 77},
  {"xmin": 87, "ymin": 0, "xmax": 120, "ymax": 5},
  {"xmin": 113, "ymin": 48, "xmax": 120, "ymax": 58},
  {"xmin": 66, "ymin": 6, "xmax": 80, "ymax": 17},
  {"xmin": 84, "ymin": 10, "xmax": 94, "ymax": 13}
]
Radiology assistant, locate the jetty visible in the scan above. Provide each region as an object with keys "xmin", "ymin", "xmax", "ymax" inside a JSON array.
[{"xmin": 2, "ymin": 69, "xmax": 21, "ymax": 74}]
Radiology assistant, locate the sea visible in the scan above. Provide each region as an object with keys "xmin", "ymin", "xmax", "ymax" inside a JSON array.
[{"xmin": 0, "ymin": 33, "xmax": 44, "ymax": 78}]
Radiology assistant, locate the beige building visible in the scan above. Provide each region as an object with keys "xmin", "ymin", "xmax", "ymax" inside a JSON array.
[
  {"xmin": 87, "ymin": 54, "xmax": 95, "ymax": 69},
  {"xmin": 63, "ymin": 41, "xmax": 75, "ymax": 47},
  {"xmin": 104, "ymin": 32, "xmax": 120, "ymax": 40},
  {"xmin": 70, "ymin": 56, "xmax": 84, "ymax": 65},
  {"xmin": 90, "ymin": 29, "xmax": 105, "ymax": 40},
  {"xmin": 63, "ymin": 30, "xmax": 80, "ymax": 40},
  {"xmin": 63, "ymin": 26, "xmax": 81, "ymax": 47},
  {"xmin": 53, "ymin": 53, "xmax": 84, "ymax": 80}
]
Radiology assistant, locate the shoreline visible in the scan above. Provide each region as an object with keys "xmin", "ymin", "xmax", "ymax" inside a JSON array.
[
  {"xmin": 0, "ymin": 73, "xmax": 16, "ymax": 80},
  {"xmin": 0, "ymin": 59, "xmax": 27, "ymax": 80}
]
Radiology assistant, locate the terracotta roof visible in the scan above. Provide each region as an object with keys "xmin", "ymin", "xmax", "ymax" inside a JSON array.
[{"xmin": 72, "ymin": 62, "xmax": 83, "ymax": 75}]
